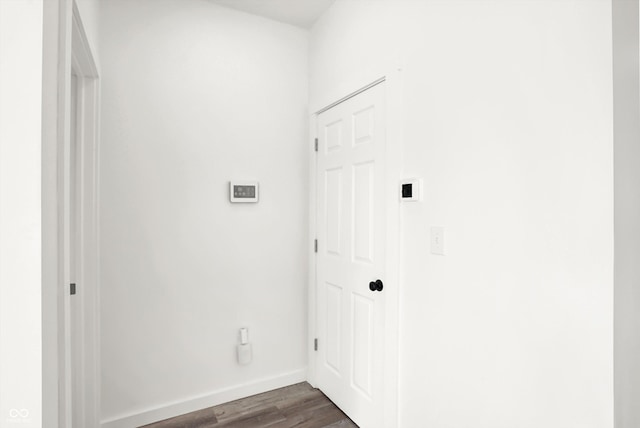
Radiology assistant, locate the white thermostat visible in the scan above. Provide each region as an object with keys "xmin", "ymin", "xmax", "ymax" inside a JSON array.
[{"xmin": 229, "ymin": 181, "xmax": 259, "ymax": 203}]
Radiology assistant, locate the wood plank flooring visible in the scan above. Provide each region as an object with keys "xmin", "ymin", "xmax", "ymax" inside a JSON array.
[{"xmin": 141, "ymin": 382, "xmax": 358, "ymax": 428}]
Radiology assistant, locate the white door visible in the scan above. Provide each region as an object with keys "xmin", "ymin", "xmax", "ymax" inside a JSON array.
[{"xmin": 315, "ymin": 82, "xmax": 386, "ymax": 428}]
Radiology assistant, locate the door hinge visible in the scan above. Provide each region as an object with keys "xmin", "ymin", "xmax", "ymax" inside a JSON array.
[
  {"xmin": 314, "ymin": 239, "xmax": 318, "ymax": 253},
  {"xmin": 70, "ymin": 283, "xmax": 76, "ymax": 296},
  {"xmin": 314, "ymin": 338, "xmax": 318, "ymax": 351},
  {"xmin": 314, "ymin": 138, "xmax": 318, "ymax": 152}
]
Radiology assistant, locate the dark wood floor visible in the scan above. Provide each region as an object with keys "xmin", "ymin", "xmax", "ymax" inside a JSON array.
[{"xmin": 141, "ymin": 382, "xmax": 358, "ymax": 428}]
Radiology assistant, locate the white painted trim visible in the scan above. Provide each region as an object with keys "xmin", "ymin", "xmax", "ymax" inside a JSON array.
[
  {"xmin": 65, "ymin": 3, "xmax": 101, "ymax": 427},
  {"xmin": 315, "ymin": 77, "xmax": 386, "ymax": 115},
  {"xmin": 40, "ymin": 2, "xmax": 98, "ymax": 427},
  {"xmin": 309, "ymin": 68, "xmax": 401, "ymax": 117},
  {"xmin": 100, "ymin": 369, "xmax": 308, "ymax": 428},
  {"xmin": 308, "ymin": 69, "xmax": 403, "ymax": 428},
  {"xmin": 307, "ymin": 119, "xmax": 319, "ymax": 387},
  {"xmin": 71, "ymin": 2, "xmax": 98, "ymax": 78},
  {"xmin": 72, "ymin": 61, "xmax": 101, "ymax": 428},
  {"xmin": 79, "ymin": 74, "xmax": 101, "ymax": 428},
  {"xmin": 40, "ymin": 0, "xmax": 74, "ymax": 425},
  {"xmin": 381, "ymin": 68, "xmax": 404, "ymax": 428}
]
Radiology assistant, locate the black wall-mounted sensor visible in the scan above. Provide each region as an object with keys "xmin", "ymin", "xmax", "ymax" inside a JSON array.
[
  {"xmin": 402, "ymin": 183, "xmax": 413, "ymax": 199},
  {"xmin": 400, "ymin": 179, "xmax": 421, "ymax": 202}
]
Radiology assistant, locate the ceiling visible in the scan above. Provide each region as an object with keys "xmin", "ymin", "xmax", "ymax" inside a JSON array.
[{"xmin": 208, "ymin": 0, "xmax": 336, "ymax": 29}]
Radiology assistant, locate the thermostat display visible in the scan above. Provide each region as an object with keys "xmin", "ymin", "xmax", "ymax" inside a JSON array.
[
  {"xmin": 234, "ymin": 185, "xmax": 255, "ymax": 198},
  {"xmin": 229, "ymin": 182, "xmax": 259, "ymax": 203}
]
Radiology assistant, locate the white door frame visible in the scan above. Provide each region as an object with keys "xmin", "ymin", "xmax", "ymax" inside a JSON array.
[
  {"xmin": 308, "ymin": 69, "xmax": 403, "ymax": 428},
  {"xmin": 60, "ymin": 3, "xmax": 101, "ymax": 427}
]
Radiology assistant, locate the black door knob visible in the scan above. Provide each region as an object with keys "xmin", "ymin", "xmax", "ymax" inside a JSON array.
[{"xmin": 369, "ymin": 279, "xmax": 383, "ymax": 292}]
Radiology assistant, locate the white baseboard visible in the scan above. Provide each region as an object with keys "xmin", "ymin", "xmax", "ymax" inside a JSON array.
[{"xmin": 100, "ymin": 368, "xmax": 307, "ymax": 428}]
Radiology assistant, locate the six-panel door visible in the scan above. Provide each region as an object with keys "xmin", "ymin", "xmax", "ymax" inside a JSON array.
[{"xmin": 316, "ymin": 82, "xmax": 386, "ymax": 428}]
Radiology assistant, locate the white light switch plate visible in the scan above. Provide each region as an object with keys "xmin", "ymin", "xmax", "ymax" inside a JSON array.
[{"xmin": 431, "ymin": 227, "xmax": 444, "ymax": 255}]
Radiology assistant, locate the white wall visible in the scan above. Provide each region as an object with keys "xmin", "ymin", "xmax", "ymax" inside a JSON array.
[
  {"xmin": 613, "ymin": 1, "xmax": 640, "ymax": 427},
  {"xmin": 311, "ymin": 1, "xmax": 614, "ymax": 427},
  {"xmin": 98, "ymin": 0, "xmax": 309, "ymax": 425},
  {"xmin": 0, "ymin": 1, "xmax": 44, "ymax": 426}
]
